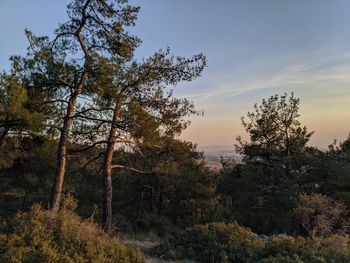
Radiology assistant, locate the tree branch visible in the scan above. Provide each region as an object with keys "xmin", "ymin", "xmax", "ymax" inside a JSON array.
[
  {"xmin": 111, "ymin": 164, "xmax": 152, "ymax": 174},
  {"xmin": 80, "ymin": 152, "xmax": 104, "ymax": 174},
  {"xmin": 68, "ymin": 140, "xmax": 107, "ymax": 154}
]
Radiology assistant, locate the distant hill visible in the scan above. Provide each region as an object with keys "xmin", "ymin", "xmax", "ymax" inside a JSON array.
[
  {"xmin": 198, "ymin": 145, "xmax": 234, "ymax": 152},
  {"xmin": 198, "ymin": 145, "xmax": 242, "ymax": 169}
]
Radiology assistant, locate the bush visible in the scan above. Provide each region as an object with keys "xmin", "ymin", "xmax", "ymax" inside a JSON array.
[
  {"xmin": 0, "ymin": 197, "xmax": 144, "ymax": 263},
  {"xmin": 262, "ymin": 235, "xmax": 321, "ymax": 263},
  {"xmin": 263, "ymin": 235, "xmax": 350, "ymax": 263},
  {"xmin": 318, "ymin": 235, "xmax": 350, "ymax": 263},
  {"xmin": 152, "ymin": 222, "xmax": 264, "ymax": 263},
  {"xmin": 152, "ymin": 222, "xmax": 350, "ymax": 263},
  {"xmin": 294, "ymin": 193, "xmax": 349, "ymax": 239}
]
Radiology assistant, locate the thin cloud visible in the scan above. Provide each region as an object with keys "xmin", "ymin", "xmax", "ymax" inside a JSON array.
[{"xmin": 188, "ymin": 50, "xmax": 350, "ymax": 107}]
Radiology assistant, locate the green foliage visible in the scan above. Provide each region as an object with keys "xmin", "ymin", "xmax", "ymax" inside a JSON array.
[
  {"xmin": 237, "ymin": 93, "xmax": 313, "ymax": 167},
  {"xmin": 153, "ymin": 222, "xmax": 350, "ymax": 263},
  {"xmin": 106, "ymin": 138, "xmax": 217, "ymax": 232},
  {"xmin": 0, "ymin": 72, "xmax": 45, "ymax": 169},
  {"xmin": 215, "ymin": 94, "xmax": 350, "ymax": 237},
  {"xmin": 152, "ymin": 222, "xmax": 264, "ymax": 262},
  {"xmin": 0, "ymin": 74, "xmax": 43, "ymax": 134},
  {"xmin": 122, "ymin": 102, "xmax": 161, "ymax": 144},
  {"xmin": 217, "ymin": 93, "xmax": 317, "ymax": 234},
  {"xmin": 0, "ymin": 137, "xmax": 55, "ymax": 217},
  {"xmin": 0, "ymin": 0, "xmax": 349, "ymax": 259},
  {"xmin": 236, "ymin": 93, "xmax": 314, "ymax": 188},
  {"xmin": 262, "ymin": 235, "xmax": 350, "ymax": 263},
  {"xmin": 306, "ymin": 135, "xmax": 350, "ymax": 208},
  {"xmin": 0, "ymin": 196, "xmax": 144, "ymax": 263},
  {"xmin": 262, "ymin": 235, "xmax": 319, "ymax": 262},
  {"xmin": 0, "ymin": 136, "xmax": 216, "ymax": 236}
]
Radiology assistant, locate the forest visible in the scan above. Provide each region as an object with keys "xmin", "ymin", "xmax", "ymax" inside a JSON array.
[{"xmin": 0, "ymin": 1, "xmax": 349, "ymax": 262}]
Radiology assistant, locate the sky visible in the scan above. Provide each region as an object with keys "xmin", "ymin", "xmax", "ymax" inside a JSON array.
[{"xmin": 1, "ymin": 0, "xmax": 350, "ymax": 149}]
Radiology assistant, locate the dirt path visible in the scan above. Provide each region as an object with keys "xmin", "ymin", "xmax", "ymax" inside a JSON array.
[{"xmin": 123, "ymin": 239, "xmax": 195, "ymax": 263}]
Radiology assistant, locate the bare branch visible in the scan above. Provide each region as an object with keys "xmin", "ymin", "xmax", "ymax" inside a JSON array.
[{"xmin": 111, "ymin": 164, "xmax": 152, "ymax": 174}]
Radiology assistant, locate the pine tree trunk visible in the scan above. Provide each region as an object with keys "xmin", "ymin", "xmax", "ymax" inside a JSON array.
[
  {"xmin": 102, "ymin": 105, "xmax": 121, "ymax": 233},
  {"xmin": 50, "ymin": 93, "xmax": 79, "ymax": 212}
]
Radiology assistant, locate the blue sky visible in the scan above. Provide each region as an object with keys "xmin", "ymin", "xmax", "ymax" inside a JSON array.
[{"xmin": 1, "ymin": 0, "xmax": 350, "ymax": 148}]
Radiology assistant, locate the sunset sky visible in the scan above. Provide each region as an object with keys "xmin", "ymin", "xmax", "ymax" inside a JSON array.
[{"xmin": 1, "ymin": 0, "xmax": 350, "ymax": 149}]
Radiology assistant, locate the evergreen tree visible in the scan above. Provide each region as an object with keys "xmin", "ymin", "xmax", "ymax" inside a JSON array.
[
  {"xmin": 19, "ymin": 0, "xmax": 140, "ymax": 212},
  {"xmin": 73, "ymin": 49, "xmax": 206, "ymax": 232},
  {"xmin": 220, "ymin": 93, "xmax": 314, "ymax": 233}
]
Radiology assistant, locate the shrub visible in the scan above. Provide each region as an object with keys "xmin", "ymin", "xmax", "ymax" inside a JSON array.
[
  {"xmin": 294, "ymin": 193, "xmax": 349, "ymax": 239},
  {"xmin": 152, "ymin": 222, "xmax": 350, "ymax": 263},
  {"xmin": 262, "ymin": 235, "xmax": 321, "ymax": 263},
  {"xmin": 0, "ymin": 197, "xmax": 144, "ymax": 263},
  {"xmin": 152, "ymin": 221, "xmax": 264, "ymax": 263},
  {"xmin": 263, "ymin": 234, "xmax": 350, "ymax": 263},
  {"xmin": 318, "ymin": 235, "xmax": 350, "ymax": 263}
]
